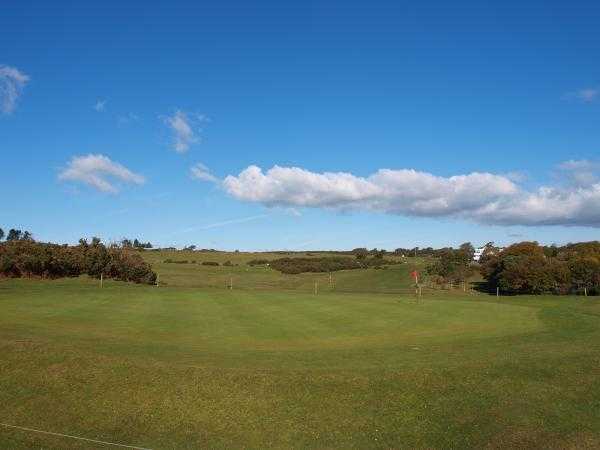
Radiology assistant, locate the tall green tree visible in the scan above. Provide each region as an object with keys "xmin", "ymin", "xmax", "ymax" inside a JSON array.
[
  {"xmin": 427, "ymin": 247, "xmax": 474, "ymax": 284},
  {"xmin": 0, "ymin": 228, "xmax": 4, "ymax": 241},
  {"xmin": 6, "ymin": 229, "xmax": 22, "ymax": 241},
  {"xmin": 481, "ymin": 242, "xmax": 571, "ymax": 294},
  {"xmin": 459, "ymin": 242, "xmax": 475, "ymax": 260}
]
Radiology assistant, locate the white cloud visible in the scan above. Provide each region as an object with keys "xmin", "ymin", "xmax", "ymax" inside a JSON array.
[
  {"xmin": 557, "ymin": 159, "xmax": 600, "ymax": 187},
  {"xmin": 565, "ymin": 88, "xmax": 599, "ymax": 103},
  {"xmin": 117, "ymin": 112, "xmax": 139, "ymax": 126},
  {"xmin": 94, "ymin": 99, "xmax": 107, "ymax": 112},
  {"xmin": 0, "ymin": 65, "xmax": 30, "ymax": 114},
  {"xmin": 58, "ymin": 154, "xmax": 145, "ymax": 194},
  {"xmin": 222, "ymin": 164, "xmax": 600, "ymax": 227},
  {"xmin": 163, "ymin": 110, "xmax": 207, "ymax": 153},
  {"xmin": 190, "ymin": 163, "xmax": 218, "ymax": 182}
]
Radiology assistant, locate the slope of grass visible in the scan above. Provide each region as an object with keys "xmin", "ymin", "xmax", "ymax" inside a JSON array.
[
  {"xmin": 2, "ymin": 276, "xmax": 600, "ymax": 449},
  {"xmin": 143, "ymin": 250, "xmax": 428, "ymax": 293}
]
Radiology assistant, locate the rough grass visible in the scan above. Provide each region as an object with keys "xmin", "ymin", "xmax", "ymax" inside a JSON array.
[
  {"xmin": 144, "ymin": 250, "xmax": 427, "ymax": 293},
  {"xmin": 1, "ymin": 254, "xmax": 600, "ymax": 449}
]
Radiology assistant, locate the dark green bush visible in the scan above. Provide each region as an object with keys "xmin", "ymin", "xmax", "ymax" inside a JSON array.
[
  {"xmin": 247, "ymin": 259, "xmax": 270, "ymax": 266},
  {"xmin": 0, "ymin": 240, "xmax": 156, "ymax": 284},
  {"xmin": 269, "ymin": 257, "xmax": 361, "ymax": 274},
  {"xmin": 480, "ymin": 241, "xmax": 600, "ymax": 295}
]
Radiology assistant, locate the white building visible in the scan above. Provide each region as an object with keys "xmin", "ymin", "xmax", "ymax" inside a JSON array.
[
  {"xmin": 473, "ymin": 242, "xmax": 503, "ymax": 262},
  {"xmin": 473, "ymin": 247, "xmax": 486, "ymax": 262}
]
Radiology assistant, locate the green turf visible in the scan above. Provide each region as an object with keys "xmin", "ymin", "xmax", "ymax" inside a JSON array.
[
  {"xmin": 1, "ymin": 256, "xmax": 600, "ymax": 449},
  {"xmin": 143, "ymin": 250, "xmax": 428, "ymax": 293}
]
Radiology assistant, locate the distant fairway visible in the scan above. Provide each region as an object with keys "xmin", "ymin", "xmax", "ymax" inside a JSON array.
[
  {"xmin": 2, "ymin": 259, "xmax": 600, "ymax": 448},
  {"xmin": 142, "ymin": 250, "xmax": 430, "ymax": 293}
]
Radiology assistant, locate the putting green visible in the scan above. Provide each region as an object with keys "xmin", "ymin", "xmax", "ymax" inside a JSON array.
[
  {"xmin": 0, "ymin": 279, "xmax": 543, "ymax": 365},
  {"xmin": 2, "ymin": 278, "xmax": 600, "ymax": 449}
]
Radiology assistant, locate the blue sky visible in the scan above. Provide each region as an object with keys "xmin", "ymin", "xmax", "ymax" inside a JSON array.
[{"xmin": 2, "ymin": 0, "xmax": 600, "ymax": 250}]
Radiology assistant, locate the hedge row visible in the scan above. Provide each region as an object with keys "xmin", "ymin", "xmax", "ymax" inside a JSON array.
[{"xmin": 0, "ymin": 240, "xmax": 156, "ymax": 284}]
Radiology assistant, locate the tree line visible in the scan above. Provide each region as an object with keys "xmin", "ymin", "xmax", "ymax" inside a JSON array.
[
  {"xmin": 0, "ymin": 232, "xmax": 156, "ymax": 284},
  {"xmin": 481, "ymin": 241, "xmax": 600, "ymax": 295},
  {"xmin": 427, "ymin": 241, "xmax": 600, "ymax": 295},
  {"xmin": 248, "ymin": 253, "xmax": 399, "ymax": 274},
  {"xmin": 0, "ymin": 228, "xmax": 33, "ymax": 242}
]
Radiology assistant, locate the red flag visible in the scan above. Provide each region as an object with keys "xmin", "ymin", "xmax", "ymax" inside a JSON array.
[{"xmin": 411, "ymin": 270, "xmax": 418, "ymax": 280}]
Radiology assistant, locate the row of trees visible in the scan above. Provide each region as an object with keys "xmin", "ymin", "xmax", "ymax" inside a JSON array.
[
  {"xmin": 393, "ymin": 246, "xmax": 456, "ymax": 258},
  {"xmin": 121, "ymin": 238, "xmax": 153, "ymax": 249},
  {"xmin": 0, "ymin": 237, "xmax": 156, "ymax": 284},
  {"xmin": 427, "ymin": 240, "xmax": 600, "ymax": 295},
  {"xmin": 248, "ymin": 254, "xmax": 399, "ymax": 274},
  {"xmin": 0, "ymin": 228, "xmax": 33, "ymax": 242},
  {"xmin": 0, "ymin": 227, "xmax": 154, "ymax": 250},
  {"xmin": 481, "ymin": 241, "xmax": 600, "ymax": 295}
]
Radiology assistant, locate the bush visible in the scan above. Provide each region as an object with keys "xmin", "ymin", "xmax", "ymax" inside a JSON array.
[
  {"xmin": 0, "ymin": 239, "xmax": 156, "ymax": 284},
  {"xmin": 426, "ymin": 247, "xmax": 474, "ymax": 284},
  {"xmin": 247, "ymin": 259, "xmax": 270, "ymax": 266},
  {"xmin": 480, "ymin": 241, "xmax": 582, "ymax": 295},
  {"xmin": 202, "ymin": 261, "xmax": 220, "ymax": 266},
  {"xmin": 269, "ymin": 257, "xmax": 361, "ymax": 274},
  {"xmin": 568, "ymin": 256, "xmax": 600, "ymax": 294}
]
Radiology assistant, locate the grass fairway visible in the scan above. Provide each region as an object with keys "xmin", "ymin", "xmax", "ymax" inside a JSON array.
[{"xmin": 2, "ymin": 276, "xmax": 600, "ymax": 448}]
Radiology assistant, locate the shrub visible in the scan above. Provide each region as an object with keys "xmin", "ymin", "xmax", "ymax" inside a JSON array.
[
  {"xmin": 426, "ymin": 247, "xmax": 474, "ymax": 284},
  {"xmin": 269, "ymin": 257, "xmax": 361, "ymax": 274},
  {"xmin": 0, "ymin": 239, "xmax": 156, "ymax": 284},
  {"xmin": 202, "ymin": 261, "xmax": 220, "ymax": 266},
  {"xmin": 247, "ymin": 259, "xmax": 270, "ymax": 266},
  {"xmin": 481, "ymin": 241, "xmax": 574, "ymax": 295},
  {"xmin": 569, "ymin": 256, "xmax": 600, "ymax": 294}
]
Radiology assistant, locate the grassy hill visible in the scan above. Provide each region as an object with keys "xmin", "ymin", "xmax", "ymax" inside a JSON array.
[
  {"xmin": 1, "ymin": 254, "xmax": 599, "ymax": 449},
  {"xmin": 142, "ymin": 250, "xmax": 432, "ymax": 293}
]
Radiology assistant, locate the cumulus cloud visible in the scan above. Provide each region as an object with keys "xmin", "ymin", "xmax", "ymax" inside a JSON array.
[
  {"xmin": 0, "ymin": 65, "xmax": 29, "ymax": 114},
  {"xmin": 557, "ymin": 159, "xmax": 600, "ymax": 187},
  {"xmin": 163, "ymin": 110, "xmax": 207, "ymax": 153},
  {"xmin": 190, "ymin": 163, "xmax": 218, "ymax": 182},
  {"xmin": 58, "ymin": 154, "xmax": 145, "ymax": 194},
  {"xmin": 222, "ymin": 164, "xmax": 600, "ymax": 227},
  {"xmin": 94, "ymin": 99, "xmax": 107, "ymax": 112},
  {"xmin": 565, "ymin": 88, "xmax": 599, "ymax": 103}
]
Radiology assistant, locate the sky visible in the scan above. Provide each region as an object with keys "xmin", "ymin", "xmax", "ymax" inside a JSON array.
[{"xmin": 1, "ymin": 0, "xmax": 600, "ymax": 251}]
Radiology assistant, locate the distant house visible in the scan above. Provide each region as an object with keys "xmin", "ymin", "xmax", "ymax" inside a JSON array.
[{"xmin": 473, "ymin": 247, "xmax": 486, "ymax": 262}]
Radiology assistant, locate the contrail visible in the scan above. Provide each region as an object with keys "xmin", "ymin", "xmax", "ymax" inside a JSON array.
[{"xmin": 172, "ymin": 213, "xmax": 269, "ymax": 235}]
